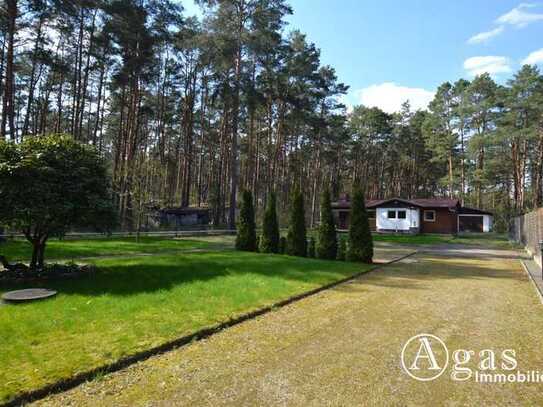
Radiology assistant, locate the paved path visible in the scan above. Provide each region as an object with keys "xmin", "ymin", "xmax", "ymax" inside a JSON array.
[{"xmin": 35, "ymin": 245, "xmax": 543, "ymax": 406}]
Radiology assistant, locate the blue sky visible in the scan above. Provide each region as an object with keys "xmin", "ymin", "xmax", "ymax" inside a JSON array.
[{"xmin": 183, "ymin": 1, "xmax": 543, "ymax": 113}]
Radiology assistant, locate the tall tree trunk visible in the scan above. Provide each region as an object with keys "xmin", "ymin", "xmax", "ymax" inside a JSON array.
[
  {"xmin": 1, "ymin": 0, "xmax": 17, "ymax": 140},
  {"xmin": 229, "ymin": 47, "xmax": 242, "ymax": 229},
  {"xmin": 78, "ymin": 9, "xmax": 97, "ymax": 140},
  {"xmin": 22, "ymin": 16, "xmax": 44, "ymax": 137}
]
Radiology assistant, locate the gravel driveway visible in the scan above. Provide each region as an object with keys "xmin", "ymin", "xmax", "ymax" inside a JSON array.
[{"xmin": 35, "ymin": 244, "xmax": 543, "ymax": 406}]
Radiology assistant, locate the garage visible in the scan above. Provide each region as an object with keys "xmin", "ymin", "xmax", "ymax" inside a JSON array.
[
  {"xmin": 459, "ymin": 215, "xmax": 483, "ymax": 232},
  {"xmin": 457, "ymin": 207, "xmax": 493, "ymax": 233}
]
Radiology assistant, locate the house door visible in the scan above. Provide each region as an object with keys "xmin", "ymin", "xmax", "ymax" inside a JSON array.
[{"xmin": 459, "ymin": 215, "xmax": 483, "ymax": 232}]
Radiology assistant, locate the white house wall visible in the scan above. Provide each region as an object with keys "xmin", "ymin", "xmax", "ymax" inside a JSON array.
[
  {"xmin": 483, "ymin": 215, "xmax": 492, "ymax": 232},
  {"xmin": 376, "ymin": 208, "xmax": 420, "ymax": 232}
]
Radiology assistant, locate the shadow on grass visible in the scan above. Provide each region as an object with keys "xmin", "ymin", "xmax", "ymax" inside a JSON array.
[
  {"xmin": 0, "ymin": 237, "xmax": 225, "ymax": 262},
  {"xmin": 0, "ymin": 251, "xmax": 363, "ymax": 297}
]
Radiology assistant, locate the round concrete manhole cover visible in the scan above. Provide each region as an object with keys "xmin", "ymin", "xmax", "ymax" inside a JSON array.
[{"xmin": 2, "ymin": 288, "xmax": 58, "ymax": 303}]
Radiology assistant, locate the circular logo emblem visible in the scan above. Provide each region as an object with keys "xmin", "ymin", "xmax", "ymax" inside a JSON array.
[{"xmin": 401, "ymin": 333, "xmax": 449, "ymax": 381}]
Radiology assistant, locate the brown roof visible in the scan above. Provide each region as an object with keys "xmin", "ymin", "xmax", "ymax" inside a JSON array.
[
  {"xmin": 160, "ymin": 207, "xmax": 210, "ymax": 215},
  {"xmin": 409, "ymin": 198, "xmax": 460, "ymax": 208},
  {"xmin": 332, "ymin": 197, "xmax": 460, "ymax": 209}
]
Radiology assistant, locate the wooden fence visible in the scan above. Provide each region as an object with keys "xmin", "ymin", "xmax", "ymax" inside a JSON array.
[{"xmin": 510, "ymin": 208, "xmax": 543, "ymax": 267}]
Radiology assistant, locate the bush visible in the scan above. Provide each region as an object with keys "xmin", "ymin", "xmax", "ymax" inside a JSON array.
[
  {"xmin": 279, "ymin": 236, "xmax": 287, "ymax": 254},
  {"xmin": 337, "ymin": 235, "xmax": 347, "ymax": 261},
  {"xmin": 0, "ymin": 134, "xmax": 116, "ymax": 269},
  {"xmin": 286, "ymin": 187, "xmax": 307, "ymax": 257},
  {"xmin": 307, "ymin": 237, "xmax": 316, "ymax": 258},
  {"xmin": 235, "ymin": 190, "xmax": 257, "ymax": 252},
  {"xmin": 347, "ymin": 186, "xmax": 373, "ymax": 263},
  {"xmin": 260, "ymin": 192, "xmax": 280, "ymax": 253},
  {"xmin": 316, "ymin": 187, "xmax": 337, "ymax": 259}
]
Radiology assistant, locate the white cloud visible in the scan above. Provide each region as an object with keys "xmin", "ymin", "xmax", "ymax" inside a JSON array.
[
  {"xmin": 348, "ymin": 83, "xmax": 435, "ymax": 114},
  {"xmin": 463, "ymin": 56, "xmax": 512, "ymax": 77},
  {"xmin": 496, "ymin": 3, "xmax": 543, "ymax": 28},
  {"xmin": 467, "ymin": 26, "xmax": 504, "ymax": 44},
  {"xmin": 468, "ymin": 4, "xmax": 543, "ymax": 45},
  {"xmin": 522, "ymin": 48, "xmax": 543, "ymax": 65}
]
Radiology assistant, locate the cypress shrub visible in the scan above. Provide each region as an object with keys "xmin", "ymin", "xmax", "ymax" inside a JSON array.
[
  {"xmin": 260, "ymin": 192, "xmax": 280, "ymax": 253},
  {"xmin": 307, "ymin": 237, "xmax": 316, "ymax": 258},
  {"xmin": 286, "ymin": 187, "xmax": 307, "ymax": 257},
  {"xmin": 316, "ymin": 187, "xmax": 337, "ymax": 259},
  {"xmin": 347, "ymin": 186, "xmax": 373, "ymax": 263},
  {"xmin": 235, "ymin": 190, "xmax": 257, "ymax": 252},
  {"xmin": 337, "ymin": 235, "xmax": 347, "ymax": 261},
  {"xmin": 279, "ymin": 236, "xmax": 287, "ymax": 254}
]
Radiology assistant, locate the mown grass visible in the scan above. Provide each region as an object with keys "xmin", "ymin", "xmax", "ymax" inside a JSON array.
[
  {"xmin": 305, "ymin": 230, "xmax": 452, "ymax": 245},
  {"xmin": 0, "ymin": 250, "xmax": 371, "ymax": 403},
  {"xmin": 33, "ymin": 250, "xmax": 543, "ymax": 406},
  {"xmin": 450, "ymin": 232, "xmax": 518, "ymax": 249},
  {"xmin": 371, "ymin": 233, "xmax": 453, "ymax": 244},
  {"xmin": 0, "ymin": 236, "xmax": 231, "ymax": 261}
]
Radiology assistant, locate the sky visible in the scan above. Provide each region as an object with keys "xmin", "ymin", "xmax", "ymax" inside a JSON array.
[{"xmin": 183, "ymin": 1, "xmax": 543, "ymax": 113}]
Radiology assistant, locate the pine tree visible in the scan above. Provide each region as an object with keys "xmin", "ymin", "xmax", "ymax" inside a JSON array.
[
  {"xmin": 286, "ymin": 187, "xmax": 307, "ymax": 257},
  {"xmin": 260, "ymin": 192, "xmax": 280, "ymax": 253},
  {"xmin": 337, "ymin": 235, "xmax": 347, "ymax": 261},
  {"xmin": 307, "ymin": 237, "xmax": 316, "ymax": 258},
  {"xmin": 347, "ymin": 186, "xmax": 373, "ymax": 263},
  {"xmin": 235, "ymin": 190, "xmax": 257, "ymax": 252},
  {"xmin": 316, "ymin": 187, "xmax": 337, "ymax": 259}
]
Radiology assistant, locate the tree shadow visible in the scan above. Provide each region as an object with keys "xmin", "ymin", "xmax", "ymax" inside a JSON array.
[{"xmin": 0, "ymin": 251, "xmax": 364, "ymax": 297}]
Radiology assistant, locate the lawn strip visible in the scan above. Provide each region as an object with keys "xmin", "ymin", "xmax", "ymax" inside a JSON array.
[{"xmin": 2, "ymin": 251, "xmax": 415, "ymax": 407}]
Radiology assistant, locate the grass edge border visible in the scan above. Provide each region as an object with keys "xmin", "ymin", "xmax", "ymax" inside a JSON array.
[
  {"xmin": 2, "ymin": 251, "xmax": 417, "ymax": 407},
  {"xmin": 520, "ymin": 259, "xmax": 543, "ymax": 305}
]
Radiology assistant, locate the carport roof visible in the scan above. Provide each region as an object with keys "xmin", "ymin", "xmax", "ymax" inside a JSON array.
[{"xmin": 458, "ymin": 207, "xmax": 493, "ymax": 216}]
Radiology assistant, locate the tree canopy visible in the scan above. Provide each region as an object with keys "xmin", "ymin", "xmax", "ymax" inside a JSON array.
[
  {"xmin": 0, "ymin": 1, "xmax": 541, "ymax": 234},
  {"xmin": 0, "ymin": 134, "xmax": 115, "ymax": 268}
]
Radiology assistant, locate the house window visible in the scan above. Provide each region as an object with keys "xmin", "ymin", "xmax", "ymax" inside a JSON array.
[
  {"xmin": 424, "ymin": 210, "xmax": 436, "ymax": 222},
  {"xmin": 397, "ymin": 210, "xmax": 407, "ymax": 219},
  {"xmin": 368, "ymin": 210, "xmax": 376, "ymax": 219},
  {"xmin": 387, "ymin": 210, "xmax": 396, "ymax": 219}
]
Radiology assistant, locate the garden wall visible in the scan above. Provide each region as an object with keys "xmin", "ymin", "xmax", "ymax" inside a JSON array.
[{"xmin": 510, "ymin": 208, "xmax": 543, "ymax": 267}]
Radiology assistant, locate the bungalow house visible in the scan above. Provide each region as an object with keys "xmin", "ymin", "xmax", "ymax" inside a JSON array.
[
  {"xmin": 148, "ymin": 207, "xmax": 210, "ymax": 229},
  {"xmin": 332, "ymin": 196, "xmax": 492, "ymax": 234}
]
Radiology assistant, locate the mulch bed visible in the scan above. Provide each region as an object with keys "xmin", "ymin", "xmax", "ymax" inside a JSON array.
[{"xmin": 0, "ymin": 263, "xmax": 96, "ymax": 284}]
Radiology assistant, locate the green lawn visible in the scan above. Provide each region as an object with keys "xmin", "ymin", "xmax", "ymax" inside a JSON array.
[
  {"xmin": 0, "ymin": 249, "xmax": 371, "ymax": 403},
  {"xmin": 305, "ymin": 230, "xmax": 453, "ymax": 245},
  {"xmin": 371, "ymin": 233, "xmax": 453, "ymax": 244},
  {"xmin": 450, "ymin": 232, "xmax": 518, "ymax": 249},
  {"xmin": 0, "ymin": 236, "xmax": 232, "ymax": 261}
]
